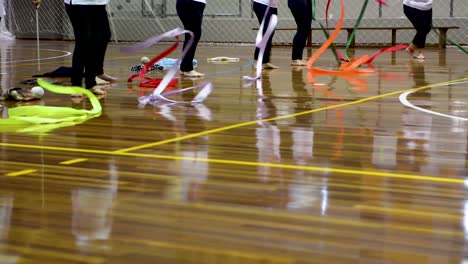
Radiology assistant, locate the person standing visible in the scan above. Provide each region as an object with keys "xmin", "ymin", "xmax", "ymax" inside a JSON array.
[
  {"xmin": 32, "ymin": 0, "xmax": 115, "ymax": 95},
  {"xmin": 288, "ymin": 0, "xmax": 312, "ymax": 66},
  {"xmin": 403, "ymin": 0, "xmax": 433, "ymax": 60},
  {"xmin": 253, "ymin": 0, "xmax": 279, "ymax": 69},
  {"xmin": 176, "ymin": 0, "xmax": 206, "ymax": 78}
]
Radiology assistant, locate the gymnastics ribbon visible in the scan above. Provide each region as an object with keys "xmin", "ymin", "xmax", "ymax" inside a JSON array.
[
  {"xmin": 343, "ymin": 0, "xmax": 371, "ymax": 61},
  {"xmin": 311, "ymin": 0, "xmax": 341, "ymax": 64},
  {"xmin": 341, "ymin": 0, "xmax": 408, "ymax": 64},
  {"xmin": 0, "ymin": 78, "xmax": 101, "ymax": 134},
  {"xmin": 307, "ymin": 0, "xmax": 347, "ymax": 69},
  {"xmin": 307, "ymin": 0, "xmax": 377, "ymax": 90},
  {"xmin": 431, "ymin": 25, "xmax": 468, "ymax": 55},
  {"xmin": 343, "ymin": 0, "xmax": 386, "ymax": 61},
  {"xmin": 307, "ymin": 0, "xmax": 400, "ymax": 75},
  {"xmin": 321, "ymin": 0, "xmax": 403, "ymax": 64},
  {"xmin": 121, "ymin": 28, "xmax": 212, "ymax": 106},
  {"xmin": 243, "ymin": 0, "xmax": 278, "ymax": 83},
  {"xmin": 126, "ymin": 32, "xmax": 180, "ymax": 88}
]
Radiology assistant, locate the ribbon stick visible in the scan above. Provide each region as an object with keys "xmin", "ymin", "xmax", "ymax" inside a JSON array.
[
  {"xmin": 121, "ymin": 28, "xmax": 213, "ymax": 106},
  {"xmin": 36, "ymin": 8, "xmax": 41, "ymax": 71},
  {"xmin": 243, "ymin": 0, "xmax": 278, "ymax": 84}
]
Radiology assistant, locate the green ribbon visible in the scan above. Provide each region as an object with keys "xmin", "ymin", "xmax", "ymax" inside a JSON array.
[
  {"xmin": 345, "ymin": 2, "xmax": 468, "ymax": 58},
  {"xmin": 312, "ymin": 0, "xmax": 342, "ymax": 65},
  {"xmin": 345, "ymin": 0, "xmax": 370, "ymax": 61},
  {"xmin": 431, "ymin": 24, "xmax": 468, "ymax": 55},
  {"xmin": 0, "ymin": 78, "xmax": 102, "ymax": 134}
]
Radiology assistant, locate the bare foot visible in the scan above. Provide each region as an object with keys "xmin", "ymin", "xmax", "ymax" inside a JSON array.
[
  {"xmin": 97, "ymin": 73, "xmax": 118, "ymax": 83},
  {"xmin": 90, "ymin": 87, "xmax": 108, "ymax": 95}
]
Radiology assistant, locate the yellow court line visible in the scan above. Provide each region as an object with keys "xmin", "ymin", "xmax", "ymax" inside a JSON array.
[
  {"xmin": 6, "ymin": 169, "xmax": 37, "ymax": 177},
  {"xmin": 354, "ymin": 205, "xmax": 461, "ymax": 220},
  {"xmin": 0, "ymin": 142, "xmax": 464, "ymax": 184},
  {"xmin": 59, "ymin": 158, "xmax": 88, "ymax": 165},
  {"xmin": 114, "ymin": 77, "xmax": 468, "ymax": 153}
]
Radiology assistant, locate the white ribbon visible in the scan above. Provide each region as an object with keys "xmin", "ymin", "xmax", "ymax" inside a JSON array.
[
  {"xmin": 243, "ymin": 0, "xmax": 278, "ymax": 85},
  {"xmin": 121, "ymin": 28, "xmax": 213, "ymax": 106}
]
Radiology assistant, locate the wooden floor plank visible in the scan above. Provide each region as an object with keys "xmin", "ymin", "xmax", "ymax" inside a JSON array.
[{"xmin": 1, "ymin": 40, "xmax": 468, "ymax": 263}]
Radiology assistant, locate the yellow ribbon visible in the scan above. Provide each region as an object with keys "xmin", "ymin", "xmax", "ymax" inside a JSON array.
[{"xmin": 0, "ymin": 78, "xmax": 102, "ymax": 134}]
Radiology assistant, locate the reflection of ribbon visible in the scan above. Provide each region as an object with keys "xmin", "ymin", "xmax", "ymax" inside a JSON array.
[
  {"xmin": 307, "ymin": 0, "xmax": 375, "ymax": 92},
  {"xmin": 243, "ymin": 0, "xmax": 277, "ymax": 83},
  {"xmin": 121, "ymin": 28, "xmax": 212, "ymax": 106},
  {"xmin": 312, "ymin": 85, "xmax": 344, "ymax": 160},
  {"xmin": 127, "ymin": 74, "xmax": 178, "ymax": 89},
  {"xmin": 0, "ymin": 78, "xmax": 101, "ymax": 134}
]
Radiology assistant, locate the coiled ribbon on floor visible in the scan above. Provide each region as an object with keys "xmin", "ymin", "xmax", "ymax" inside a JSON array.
[
  {"xmin": 121, "ymin": 28, "xmax": 212, "ymax": 106},
  {"xmin": 0, "ymin": 78, "xmax": 101, "ymax": 134}
]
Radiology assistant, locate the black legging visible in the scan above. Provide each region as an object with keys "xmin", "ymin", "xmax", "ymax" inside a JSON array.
[
  {"xmin": 288, "ymin": 0, "xmax": 312, "ymax": 60},
  {"xmin": 253, "ymin": 2, "xmax": 277, "ymax": 64},
  {"xmin": 176, "ymin": 0, "xmax": 205, "ymax": 72},
  {"xmin": 65, "ymin": 4, "xmax": 111, "ymax": 89},
  {"xmin": 404, "ymin": 5, "xmax": 432, "ymax": 49}
]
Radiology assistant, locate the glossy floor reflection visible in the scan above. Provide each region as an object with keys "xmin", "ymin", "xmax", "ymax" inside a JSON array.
[{"xmin": 1, "ymin": 40, "xmax": 468, "ymax": 263}]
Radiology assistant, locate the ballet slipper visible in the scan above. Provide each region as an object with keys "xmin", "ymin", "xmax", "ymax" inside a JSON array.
[
  {"xmin": 263, "ymin": 63, "xmax": 279, "ymax": 69},
  {"xmin": 181, "ymin": 70, "xmax": 205, "ymax": 77},
  {"xmin": 291, "ymin": 59, "xmax": 306, "ymax": 66}
]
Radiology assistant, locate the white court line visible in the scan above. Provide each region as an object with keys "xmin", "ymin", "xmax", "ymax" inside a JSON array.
[
  {"xmin": 3, "ymin": 48, "xmax": 71, "ymax": 64},
  {"xmin": 399, "ymin": 81, "xmax": 468, "ymax": 122}
]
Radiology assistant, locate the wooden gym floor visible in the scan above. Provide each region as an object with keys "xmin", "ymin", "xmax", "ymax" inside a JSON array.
[{"xmin": 1, "ymin": 39, "xmax": 468, "ymax": 263}]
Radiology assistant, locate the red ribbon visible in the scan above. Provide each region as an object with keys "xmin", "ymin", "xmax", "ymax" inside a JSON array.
[{"xmin": 127, "ymin": 37, "xmax": 179, "ymax": 89}]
